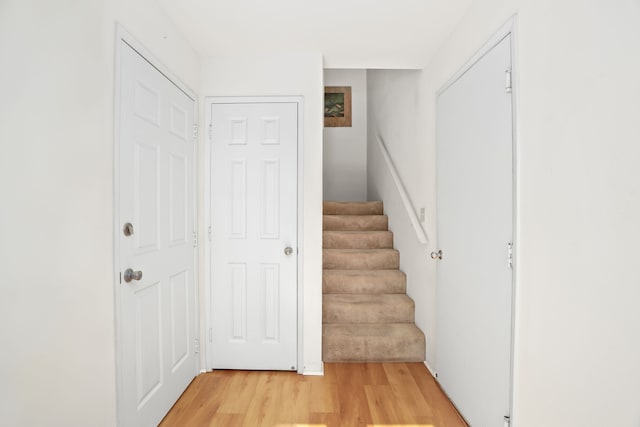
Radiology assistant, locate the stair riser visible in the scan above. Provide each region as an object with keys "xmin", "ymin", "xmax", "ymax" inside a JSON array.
[
  {"xmin": 323, "ymin": 333, "xmax": 425, "ymax": 362},
  {"xmin": 323, "ymin": 201, "xmax": 383, "ymax": 215},
  {"xmin": 323, "ymin": 273, "xmax": 406, "ymax": 294},
  {"xmin": 322, "ymin": 279, "xmax": 407, "ymax": 294},
  {"xmin": 323, "ymin": 250, "xmax": 399, "ymax": 270},
  {"xmin": 323, "ymin": 299, "xmax": 414, "ymax": 324},
  {"xmin": 323, "ymin": 231, "xmax": 393, "ymax": 249},
  {"xmin": 323, "ymin": 215, "xmax": 388, "ymax": 231}
]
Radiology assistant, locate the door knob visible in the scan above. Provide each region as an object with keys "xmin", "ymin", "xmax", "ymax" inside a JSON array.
[
  {"xmin": 430, "ymin": 250, "xmax": 443, "ymax": 260},
  {"xmin": 284, "ymin": 247, "xmax": 294, "ymax": 256},
  {"xmin": 123, "ymin": 268, "xmax": 143, "ymax": 283},
  {"xmin": 123, "ymin": 222, "xmax": 134, "ymax": 236}
]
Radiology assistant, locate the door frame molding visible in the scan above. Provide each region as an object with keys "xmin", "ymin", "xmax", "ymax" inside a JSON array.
[
  {"xmin": 113, "ymin": 24, "xmax": 199, "ymax": 425},
  {"xmin": 435, "ymin": 15, "xmax": 520, "ymax": 425},
  {"xmin": 204, "ymin": 96, "xmax": 305, "ymax": 373}
]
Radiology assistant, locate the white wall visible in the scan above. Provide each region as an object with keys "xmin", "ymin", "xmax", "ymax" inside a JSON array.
[
  {"xmin": 0, "ymin": 0, "xmax": 200, "ymax": 425},
  {"xmin": 366, "ymin": 70, "xmax": 435, "ymax": 364},
  {"xmin": 200, "ymin": 53, "xmax": 324, "ymax": 374},
  {"xmin": 368, "ymin": 0, "xmax": 640, "ymax": 425},
  {"xmin": 323, "ymin": 69, "xmax": 368, "ymax": 201},
  {"xmin": 367, "ymin": 71, "xmax": 428, "ymax": 211}
]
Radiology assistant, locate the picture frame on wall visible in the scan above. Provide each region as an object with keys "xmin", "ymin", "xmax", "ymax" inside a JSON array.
[{"xmin": 324, "ymin": 86, "xmax": 352, "ymax": 127}]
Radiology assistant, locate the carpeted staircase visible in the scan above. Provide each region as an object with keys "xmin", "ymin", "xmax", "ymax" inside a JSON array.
[{"xmin": 322, "ymin": 201, "xmax": 426, "ymax": 362}]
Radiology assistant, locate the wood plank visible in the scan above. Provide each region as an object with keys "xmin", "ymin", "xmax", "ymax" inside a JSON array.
[
  {"xmin": 160, "ymin": 372, "xmax": 231, "ymax": 426},
  {"xmin": 216, "ymin": 371, "xmax": 260, "ymax": 414},
  {"xmin": 280, "ymin": 376, "xmax": 312, "ymax": 424},
  {"xmin": 332, "ymin": 363, "xmax": 373, "ymax": 426},
  {"xmin": 241, "ymin": 372, "xmax": 286, "ymax": 427},
  {"xmin": 306, "ymin": 374, "xmax": 339, "ymax": 414},
  {"xmin": 160, "ymin": 363, "xmax": 467, "ymax": 427},
  {"xmin": 308, "ymin": 411, "xmax": 344, "ymax": 427},
  {"xmin": 336, "ymin": 386, "xmax": 372, "ymax": 426},
  {"xmin": 364, "ymin": 384, "xmax": 403, "ymax": 424},
  {"xmin": 206, "ymin": 413, "xmax": 245, "ymax": 427},
  {"xmin": 362, "ymin": 362, "xmax": 390, "ymax": 385},
  {"xmin": 406, "ymin": 363, "xmax": 469, "ymax": 427},
  {"xmin": 383, "ymin": 362, "xmax": 434, "ymax": 417}
]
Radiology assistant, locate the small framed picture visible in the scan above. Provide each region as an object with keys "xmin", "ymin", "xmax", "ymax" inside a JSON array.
[{"xmin": 324, "ymin": 86, "xmax": 352, "ymax": 127}]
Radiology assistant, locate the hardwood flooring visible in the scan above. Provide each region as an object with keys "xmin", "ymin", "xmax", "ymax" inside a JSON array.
[{"xmin": 160, "ymin": 363, "xmax": 467, "ymax": 427}]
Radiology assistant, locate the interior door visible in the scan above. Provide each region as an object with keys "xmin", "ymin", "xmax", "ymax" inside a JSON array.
[
  {"xmin": 435, "ymin": 35, "xmax": 514, "ymax": 426},
  {"xmin": 210, "ymin": 101, "xmax": 298, "ymax": 370},
  {"xmin": 117, "ymin": 41, "xmax": 197, "ymax": 426}
]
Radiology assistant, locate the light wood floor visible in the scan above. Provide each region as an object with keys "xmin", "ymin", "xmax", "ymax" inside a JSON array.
[{"xmin": 160, "ymin": 362, "xmax": 467, "ymax": 427}]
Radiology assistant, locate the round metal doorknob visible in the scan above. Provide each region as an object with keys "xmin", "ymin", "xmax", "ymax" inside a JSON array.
[
  {"xmin": 124, "ymin": 268, "xmax": 143, "ymax": 283},
  {"xmin": 284, "ymin": 247, "xmax": 294, "ymax": 256},
  {"xmin": 430, "ymin": 250, "xmax": 443, "ymax": 260},
  {"xmin": 123, "ymin": 222, "xmax": 134, "ymax": 237}
]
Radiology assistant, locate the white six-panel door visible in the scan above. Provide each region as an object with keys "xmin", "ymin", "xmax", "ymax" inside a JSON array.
[
  {"xmin": 210, "ymin": 101, "xmax": 298, "ymax": 370},
  {"xmin": 435, "ymin": 34, "xmax": 514, "ymax": 426},
  {"xmin": 117, "ymin": 41, "xmax": 197, "ymax": 426}
]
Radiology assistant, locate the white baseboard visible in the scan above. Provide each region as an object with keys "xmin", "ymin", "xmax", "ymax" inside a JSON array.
[
  {"xmin": 424, "ymin": 360, "xmax": 437, "ymax": 378},
  {"xmin": 302, "ymin": 361, "xmax": 324, "ymax": 376}
]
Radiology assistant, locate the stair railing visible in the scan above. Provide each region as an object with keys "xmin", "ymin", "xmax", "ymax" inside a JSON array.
[{"xmin": 377, "ymin": 134, "xmax": 429, "ymax": 244}]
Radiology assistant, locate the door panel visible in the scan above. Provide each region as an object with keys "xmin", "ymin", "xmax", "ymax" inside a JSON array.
[
  {"xmin": 436, "ymin": 35, "xmax": 514, "ymax": 426},
  {"xmin": 117, "ymin": 41, "xmax": 197, "ymax": 426},
  {"xmin": 169, "ymin": 153, "xmax": 189, "ymax": 245},
  {"xmin": 210, "ymin": 102, "xmax": 298, "ymax": 370}
]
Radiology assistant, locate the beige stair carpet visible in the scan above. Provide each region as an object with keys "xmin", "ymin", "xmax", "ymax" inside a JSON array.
[{"xmin": 322, "ymin": 201, "xmax": 426, "ymax": 362}]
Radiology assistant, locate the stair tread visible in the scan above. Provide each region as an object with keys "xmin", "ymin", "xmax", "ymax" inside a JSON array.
[
  {"xmin": 323, "ymin": 248, "xmax": 398, "ymax": 254},
  {"xmin": 323, "ymin": 248, "xmax": 400, "ymax": 258},
  {"xmin": 323, "ymin": 269, "xmax": 406, "ymax": 278},
  {"xmin": 323, "ymin": 230, "xmax": 393, "ymax": 249},
  {"xmin": 323, "ymin": 293, "xmax": 415, "ymax": 323},
  {"xmin": 324, "ymin": 215, "xmax": 386, "ymax": 220},
  {"xmin": 323, "ymin": 322, "xmax": 424, "ymax": 337},
  {"xmin": 323, "ymin": 269, "xmax": 406, "ymax": 294},
  {"xmin": 323, "ymin": 215, "xmax": 388, "ymax": 231},
  {"xmin": 323, "ymin": 230, "xmax": 391, "ymax": 236},
  {"xmin": 323, "ymin": 248, "xmax": 400, "ymax": 270},
  {"xmin": 322, "ymin": 269, "xmax": 407, "ymax": 281},
  {"xmin": 323, "ymin": 201, "xmax": 383, "ymax": 215},
  {"xmin": 324, "ymin": 293, "xmax": 413, "ymax": 304}
]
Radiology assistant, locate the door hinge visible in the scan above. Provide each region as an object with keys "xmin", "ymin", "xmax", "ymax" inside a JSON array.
[
  {"xmin": 504, "ymin": 415, "xmax": 511, "ymax": 427},
  {"xmin": 208, "ymin": 226, "xmax": 212, "ymax": 242},
  {"xmin": 192, "ymin": 123, "xmax": 199, "ymax": 140},
  {"xmin": 193, "ymin": 231, "xmax": 198, "ymax": 248},
  {"xmin": 507, "ymin": 242, "xmax": 513, "ymax": 269},
  {"xmin": 208, "ymin": 123, "xmax": 213, "ymax": 141},
  {"xmin": 194, "ymin": 338, "xmax": 200, "ymax": 354},
  {"xmin": 505, "ymin": 68, "xmax": 512, "ymax": 93},
  {"xmin": 208, "ymin": 328, "xmax": 213, "ymax": 342}
]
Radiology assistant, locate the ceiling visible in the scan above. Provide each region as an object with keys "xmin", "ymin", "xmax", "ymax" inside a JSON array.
[{"xmin": 156, "ymin": 0, "xmax": 473, "ymax": 69}]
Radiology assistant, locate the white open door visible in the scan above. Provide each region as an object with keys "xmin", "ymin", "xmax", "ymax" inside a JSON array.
[
  {"xmin": 115, "ymin": 38, "xmax": 198, "ymax": 426},
  {"xmin": 435, "ymin": 33, "xmax": 514, "ymax": 426},
  {"xmin": 208, "ymin": 99, "xmax": 299, "ymax": 371}
]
